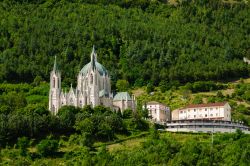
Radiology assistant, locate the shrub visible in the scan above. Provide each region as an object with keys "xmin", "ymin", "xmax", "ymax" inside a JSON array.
[
  {"xmin": 17, "ymin": 137, "xmax": 29, "ymax": 156},
  {"xmin": 36, "ymin": 138, "xmax": 59, "ymax": 157}
]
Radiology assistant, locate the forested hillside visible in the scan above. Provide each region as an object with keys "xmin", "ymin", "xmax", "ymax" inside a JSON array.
[{"xmin": 0, "ymin": 0, "xmax": 249, "ymax": 86}]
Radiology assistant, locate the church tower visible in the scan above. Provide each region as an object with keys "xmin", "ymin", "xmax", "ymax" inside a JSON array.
[
  {"xmin": 49, "ymin": 56, "xmax": 61, "ymax": 115},
  {"xmin": 89, "ymin": 46, "xmax": 100, "ymax": 107}
]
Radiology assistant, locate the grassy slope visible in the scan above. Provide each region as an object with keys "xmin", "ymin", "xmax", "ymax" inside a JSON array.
[{"xmin": 107, "ymin": 132, "xmax": 211, "ymax": 153}]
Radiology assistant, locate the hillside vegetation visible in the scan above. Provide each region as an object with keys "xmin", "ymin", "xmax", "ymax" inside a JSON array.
[
  {"xmin": 1, "ymin": 0, "xmax": 250, "ymax": 165},
  {"xmin": 0, "ymin": 77, "xmax": 249, "ymax": 164},
  {"xmin": 1, "ymin": 128, "xmax": 250, "ymax": 165},
  {"xmin": 0, "ymin": 0, "xmax": 249, "ymax": 86},
  {"xmin": 135, "ymin": 78, "xmax": 250, "ymax": 125}
]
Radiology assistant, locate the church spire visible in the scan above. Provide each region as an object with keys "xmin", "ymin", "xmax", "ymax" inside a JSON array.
[
  {"xmin": 90, "ymin": 45, "xmax": 96, "ymax": 70},
  {"xmin": 53, "ymin": 56, "xmax": 58, "ymax": 72}
]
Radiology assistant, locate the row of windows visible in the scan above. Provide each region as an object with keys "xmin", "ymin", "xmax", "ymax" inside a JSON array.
[
  {"xmin": 185, "ymin": 113, "xmax": 220, "ymax": 118},
  {"xmin": 149, "ymin": 110, "xmax": 168, "ymax": 115},
  {"xmin": 61, "ymin": 98, "xmax": 87, "ymax": 105},
  {"xmin": 180, "ymin": 107, "xmax": 220, "ymax": 114}
]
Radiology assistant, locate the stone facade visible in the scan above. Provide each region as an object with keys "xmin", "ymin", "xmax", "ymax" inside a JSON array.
[
  {"xmin": 49, "ymin": 46, "xmax": 135, "ymax": 114},
  {"xmin": 172, "ymin": 102, "xmax": 231, "ymax": 121},
  {"xmin": 113, "ymin": 92, "xmax": 136, "ymax": 112},
  {"xmin": 143, "ymin": 101, "xmax": 171, "ymax": 122}
]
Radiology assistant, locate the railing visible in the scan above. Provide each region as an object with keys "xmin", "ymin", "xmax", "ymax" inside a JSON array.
[{"xmin": 155, "ymin": 120, "xmax": 250, "ymax": 131}]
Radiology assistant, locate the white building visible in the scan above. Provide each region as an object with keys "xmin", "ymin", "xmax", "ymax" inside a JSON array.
[
  {"xmin": 49, "ymin": 46, "xmax": 135, "ymax": 114},
  {"xmin": 144, "ymin": 101, "xmax": 171, "ymax": 122},
  {"xmin": 172, "ymin": 102, "xmax": 231, "ymax": 121}
]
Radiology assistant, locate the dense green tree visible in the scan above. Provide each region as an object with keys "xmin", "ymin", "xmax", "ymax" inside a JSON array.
[
  {"xmin": 36, "ymin": 138, "xmax": 59, "ymax": 157},
  {"xmin": 192, "ymin": 95, "xmax": 203, "ymax": 104},
  {"xmin": 116, "ymin": 79, "xmax": 129, "ymax": 91},
  {"xmin": 0, "ymin": 1, "xmax": 249, "ymax": 85},
  {"xmin": 16, "ymin": 137, "xmax": 30, "ymax": 156},
  {"xmin": 58, "ymin": 106, "xmax": 80, "ymax": 132},
  {"xmin": 146, "ymin": 83, "xmax": 154, "ymax": 94}
]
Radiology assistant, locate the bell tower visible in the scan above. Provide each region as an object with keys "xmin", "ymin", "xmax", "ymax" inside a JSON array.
[{"xmin": 49, "ymin": 56, "xmax": 61, "ymax": 115}]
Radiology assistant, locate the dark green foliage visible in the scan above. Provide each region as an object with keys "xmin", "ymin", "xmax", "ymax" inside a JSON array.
[
  {"xmin": 150, "ymin": 124, "xmax": 159, "ymax": 140},
  {"xmin": 192, "ymin": 95, "xmax": 203, "ymax": 104},
  {"xmin": 159, "ymin": 80, "xmax": 168, "ymax": 93},
  {"xmin": 58, "ymin": 106, "xmax": 81, "ymax": 132},
  {"xmin": 116, "ymin": 79, "xmax": 129, "ymax": 91},
  {"xmin": 1, "ymin": 1, "xmax": 249, "ymax": 85},
  {"xmin": 122, "ymin": 109, "xmax": 133, "ymax": 119},
  {"xmin": 146, "ymin": 83, "xmax": 154, "ymax": 94},
  {"xmin": 36, "ymin": 138, "xmax": 59, "ymax": 157},
  {"xmin": 233, "ymin": 83, "xmax": 250, "ymax": 102},
  {"xmin": 17, "ymin": 137, "xmax": 29, "ymax": 156},
  {"xmin": 0, "ymin": 0, "xmax": 249, "ymax": 84}
]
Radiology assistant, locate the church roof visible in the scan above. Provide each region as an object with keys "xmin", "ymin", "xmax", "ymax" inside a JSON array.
[
  {"xmin": 80, "ymin": 61, "xmax": 108, "ymax": 76},
  {"xmin": 99, "ymin": 89, "xmax": 109, "ymax": 97},
  {"xmin": 113, "ymin": 92, "xmax": 132, "ymax": 101},
  {"xmin": 80, "ymin": 46, "xmax": 108, "ymax": 76}
]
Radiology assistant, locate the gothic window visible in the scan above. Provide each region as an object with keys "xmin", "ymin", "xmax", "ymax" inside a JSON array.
[
  {"xmin": 70, "ymin": 98, "xmax": 73, "ymax": 104},
  {"xmin": 90, "ymin": 74, "xmax": 93, "ymax": 84},
  {"xmin": 85, "ymin": 97, "xmax": 87, "ymax": 104},
  {"xmin": 95, "ymin": 75, "xmax": 97, "ymax": 85},
  {"xmin": 58, "ymin": 79, "xmax": 59, "ymax": 88},
  {"xmin": 53, "ymin": 78, "xmax": 55, "ymax": 88}
]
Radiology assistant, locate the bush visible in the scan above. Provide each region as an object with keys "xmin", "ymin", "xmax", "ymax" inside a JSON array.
[
  {"xmin": 36, "ymin": 138, "xmax": 59, "ymax": 157},
  {"xmin": 17, "ymin": 137, "xmax": 29, "ymax": 156}
]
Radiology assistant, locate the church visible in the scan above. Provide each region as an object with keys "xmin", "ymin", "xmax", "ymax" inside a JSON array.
[{"xmin": 49, "ymin": 46, "xmax": 136, "ymax": 114}]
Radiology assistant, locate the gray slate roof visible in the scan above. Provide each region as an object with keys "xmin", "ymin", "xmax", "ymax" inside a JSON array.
[
  {"xmin": 113, "ymin": 92, "xmax": 132, "ymax": 101},
  {"xmin": 80, "ymin": 62, "xmax": 108, "ymax": 76},
  {"xmin": 99, "ymin": 89, "xmax": 109, "ymax": 97}
]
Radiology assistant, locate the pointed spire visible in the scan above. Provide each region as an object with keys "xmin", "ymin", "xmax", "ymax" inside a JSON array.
[
  {"xmin": 90, "ymin": 45, "xmax": 96, "ymax": 70},
  {"xmin": 53, "ymin": 56, "xmax": 57, "ymax": 71}
]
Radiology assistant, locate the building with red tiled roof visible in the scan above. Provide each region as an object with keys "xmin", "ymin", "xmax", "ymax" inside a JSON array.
[{"xmin": 172, "ymin": 102, "xmax": 231, "ymax": 121}]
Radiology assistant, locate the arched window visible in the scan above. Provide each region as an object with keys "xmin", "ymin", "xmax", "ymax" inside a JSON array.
[
  {"xmin": 90, "ymin": 74, "xmax": 93, "ymax": 84},
  {"xmin": 95, "ymin": 75, "xmax": 97, "ymax": 85},
  {"xmin": 53, "ymin": 78, "xmax": 55, "ymax": 88},
  {"xmin": 85, "ymin": 97, "xmax": 87, "ymax": 104}
]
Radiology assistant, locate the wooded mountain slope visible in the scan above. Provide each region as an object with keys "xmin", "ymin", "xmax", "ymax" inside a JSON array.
[{"xmin": 0, "ymin": 0, "xmax": 249, "ymax": 86}]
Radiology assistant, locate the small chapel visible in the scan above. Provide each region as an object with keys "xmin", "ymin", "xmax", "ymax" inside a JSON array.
[{"xmin": 49, "ymin": 46, "xmax": 135, "ymax": 114}]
